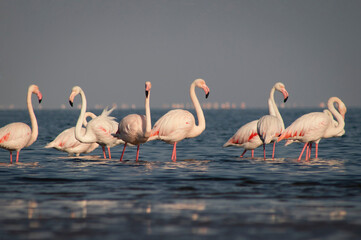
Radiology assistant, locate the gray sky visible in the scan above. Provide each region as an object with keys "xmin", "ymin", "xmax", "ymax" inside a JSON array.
[{"xmin": 1, "ymin": 0, "xmax": 360, "ymax": 109}]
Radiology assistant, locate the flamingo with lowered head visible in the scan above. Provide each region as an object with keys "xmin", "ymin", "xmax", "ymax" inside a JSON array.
[
  {"xmin": 115, "ymin": 81, "xmax": 152, "ymax": 161},
  {"xmin": 0, "ymin": 84, "xmax": 43, "ymax": 163},
  {"xmin": 45, "ymin": 112, "xmax": 99, "ymax": 156},
  {"xmin": 69, "ymin": 86, "xmax": 124, "ymax": 159},
  {"xmin": 257, "ymin": 82, "xmax": 289, "ymax": 159},
  {"xmin": 278, "ymin": 97, "xmax": 346, "ymax": 160},
  {"xmin": 223, "ymin": 82, "xmax": 288, "ymax": 158},
  {"xmin": 148, "ymin": 79, "xmax": 210, "ymax": 161}
]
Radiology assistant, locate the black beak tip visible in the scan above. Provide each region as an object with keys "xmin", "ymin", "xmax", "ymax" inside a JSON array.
[
  {"xmin": 145, "ymin": 90, "xmax": 149, "ymax": 98},
  {"xmin": 205, "ymin": 92, "xmax": 209, "ymax": 99},
  {"xmin": 39, "ymin": 98, "xmax": 42, "ymax": 104},
  {"xmin": 69, "ymin": 100, "xmax": 73, "ymax": 107},
  {"xmin": 284, "ymin": 96, "xmax": 288, "ymax": 103}
]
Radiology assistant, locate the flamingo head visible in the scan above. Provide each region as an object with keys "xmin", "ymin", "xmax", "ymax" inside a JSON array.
[
  {"xmin": 195, "ymin": 79, "xmax": 210, "ymax": 98},
  {"xmin": 29, "ymin": 84, "xmax": 43, "ymax": 103},
  {"xmin": 145, "ymin": 81, "xmax": 152, "ymax": 98},
  {"xmin": 275, "ymin": 82, "xmax": 289, "ymax": 103},
  {"xmin": 69, "ymin": 86, "xmax": 82, "ymax": 107},
  {"xmin": 335, "ymin": 97, "xmax": 347, "ymax": 119}
]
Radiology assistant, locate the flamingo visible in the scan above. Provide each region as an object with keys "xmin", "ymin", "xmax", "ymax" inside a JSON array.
[
  {"xmin": 257, "ymin": 82, "xmax": 289, "ymax": 159},
  {"xmin": 148, "ymin": 79, "xmax": 210, "ymax": 161},
  {"xmin": 45, "ymin": 112, "xmax": 99, "ymax": 156},
  {"xmin": 223, "ymin": 82, "xmax": 288, "ymax": 159},
  {"xmin": 69, "ymin": 86, "xmax": 124, "ymax": 159},
  {"xmin": 278, "ymin": 97, "xmax": 346, "ymax": 160},
  {"xmin": 0, "ymin": 84, "xmax": 43, "ymax": 163},
  {"xmin": 115, "ymin": 81, "xmax": 152, "ymax": 161}
]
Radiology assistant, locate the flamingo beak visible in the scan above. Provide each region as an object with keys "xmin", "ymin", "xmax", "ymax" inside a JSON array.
[
  {"xmin": 36, "ymin": 90, "xmax": 43, "ymax": 104},
  {"xmin": 282, "ymin": 89, "xmax": 289, "ymax": 103},
  {"xmin": 145, "ymin": 90, "xmax": 149, "ymax": 98},
  {"xmin": 69, "ymin": 100, "xmax": 73, "ymax": 107},
  {"xmin": 203, "ymin": 85, "xmax": 210, "ymax": 99}
]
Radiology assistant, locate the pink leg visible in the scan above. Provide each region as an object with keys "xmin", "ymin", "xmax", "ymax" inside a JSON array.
[
  {"xmin": 240, "ymin": 149, "xmax": 247, "ymax": 158},
  {"xmin": 10, "ymin": 151, "xmax": 12, "ymax": 164},
  {"xmin": 136, "ymin": 145, "xmax": 140, "ymax": 161},
  {"xmin": 298, "ymin": 143, "xmax": 308, "ymax": 161},
  {"xmin": 107, "ymin": 146, "xmax": 111, "ymax": 159},
  {"xmin": 315, "ymin": 143, "xmax": 319, "ymax": 158},
  {"xmin": 263, "ymin": 144, "xmax": 266, "ymax": 160},
  {"xmin": 306, "ymin": 143, "xmax": 309, "ymax": 161},
  {"xmin": 120, "ymin": 143, "xmax": 127, "ymax": 161},
  {"xmin": 102, "ymin": 146, "xmax": 107, "ymax": 159},
  {"xmin": 16, "ymin": 151, "xmax": 20, "ymax": 163},
  {"xmin": 171, "ymin": 143, "xmax": 177, "ymax": 162},
  {"xmin": 251, "ymin": 150, "xmax": 254, "ymax": 158},
  {"xmin": 272, "ymin": 141, "xmax": 276, "ymax": 159},
  {"xmin": 309, "ymin": 142, "xmax": 312, "ymax": 159}
]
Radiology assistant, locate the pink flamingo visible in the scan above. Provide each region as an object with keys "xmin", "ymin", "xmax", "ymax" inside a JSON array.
[
  {"xmin": 148, "ymin": 79, "xmax": 210, "ymax": 161},
  {"xmin": 223, "ymin": 82, "xmax": 288, "ymax": 159},
  {"xmin": 45, "ymin": 112, "xmax": 99, "ymax": 156},
  {"xmin": 278, "ymin": 97, "xmax": 346, "ymax": 160},
  {"xmin": 69, "ymin": 86, "xmax": 124, "ymax": 159},
  {"xmin": 115, "ymin": 82, "xmax": 152, "ymax": 161},
  {"xmin": 0, "ymin": 84, "xmax": 43, "ymax": 163},
  {"xmin": 257, "ymin": 82, "xmax": 289, "ymax": 159}
]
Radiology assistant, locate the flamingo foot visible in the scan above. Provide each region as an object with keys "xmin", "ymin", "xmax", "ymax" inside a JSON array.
[{"xmin": 240, "ymin": 149, "xmax": 247, "ymax": 158}]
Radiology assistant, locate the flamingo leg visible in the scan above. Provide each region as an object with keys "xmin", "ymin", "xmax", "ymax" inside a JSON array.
[
  {"xmin": 16, "ymin": 151, "xmax": 20, "ymax": 163},
  {"xmin": 309, "ymin": 142, "xmax": 312, "ymax": 159},
  {"xmin": 263, "ymin": 144, "xmax": 266, "ymax": 160},
  {"xmin": 107, "ymin": 146, "xmax": 111, "ymax": 159},
  {"xmin": 9, "ymin": 151, "xmax": 12, "ymax": 164},
  {"xmin": 251, "ymin": 150, "xmax": 254, "ymax": 158},
  {"xmin": 120, "ymin": 143, "xmax": 127, "ymax": 161},
  {"xmin": 136, "ymin": 145, "xmax": 140, "ymax": 161},
  {"xmin": 315, "ymin": 143, "xmax": 319, "ymax": 158},
  {"xmin": 171, "ymin": 143, "xmax": 177, "ymax": 162},
  {"xmin": 298, "ymin": 142, "xmax": 308, "ymax": 161},
  {"xmin": 240, "ymin": 149, "xmax": 247, "ymax": 158},
  {"xmin": 272, "ymin": 141, "xmax": 276, "ymax": 159},
  {"xmin": 101, "ymin": 146, "xmax": 107, "ymax": 159},
  {"xmin": 305, "ymin": 143, "xmax": 310, "ymax": 161}
]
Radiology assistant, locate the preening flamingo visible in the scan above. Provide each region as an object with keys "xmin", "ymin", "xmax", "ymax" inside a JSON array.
[
  {"xmin": 69, "ymin": 86, "xmax": 124, "ymax": 159},
  {"xmin": 278, "ymin": 97, "xmax": 346, "ymax": 160},
  {"xmin": 148, "ymin": 79, "xmax": 210, "ymax": 161},
  {"xmin": 0, "ymin": 84, "xmax": 43, "ymax": 163},
  {"xmin": 115, "ymin": 82, "xmax": 152, "ymax": 161},
  {"xmin": 223, "ymin": 82, "xmax": 288, "ymax": 159},
  {"xmin": 257, "ymin": 82, "xmax": 289, "ymax": 159},
  {"xmin": 45, "ymin": 112, "xmax": 99, "ymax": 156}
]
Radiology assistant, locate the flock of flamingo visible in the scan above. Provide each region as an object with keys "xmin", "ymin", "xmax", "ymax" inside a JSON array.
[{"xmin": 0, "ymin": 79, "xmax": 346, "ymax": 164}]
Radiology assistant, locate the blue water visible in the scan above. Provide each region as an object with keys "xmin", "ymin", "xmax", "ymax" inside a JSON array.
[{"xmin": 0, "ymin": 108, "xmax": 361, "ymax": 240}]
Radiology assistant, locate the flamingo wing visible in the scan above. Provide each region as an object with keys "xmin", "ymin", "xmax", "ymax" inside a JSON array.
[
  {"xmin": 0, "ymin": 122, "xmax": 31, "ymax": 150},
  {"xmin": 224, "ymin": 120, "xmax": 260, "ymax": 147},
  {"xmin": 257, "ymin": 115, "xmax": 283, "ymax": 144}
]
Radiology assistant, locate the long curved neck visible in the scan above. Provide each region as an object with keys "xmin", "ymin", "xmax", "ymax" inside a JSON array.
[
  {"xmin": 75, "ymin": 90, "xmax": 95, "ymax": 143},
  {"xmin": 268, "ymin": 87, "xmax": 285, "ymax": 130},
  {"xmin": 324, "ymin": 98, "xmax": 345, "ymax": 137},
  {"xmin": 26, "ymin": 89, "xmax": 38, "ymax": 147},
  {"xmin": 144, "ymin": 92, "xmax": 151, "ymax": 138},
  {"xmin": 189, "ymin": 82, "xmax": 205, "ymax": 138}
]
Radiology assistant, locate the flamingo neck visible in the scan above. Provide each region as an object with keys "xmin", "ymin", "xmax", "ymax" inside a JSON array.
[
  {"xmin": 144, "ymin": 92, "xmax": 151, "ymax": 138},
  {"xmin": 268, "ymin": 86, "xmax": 285, "ymax": 130},
  {"xmin": 25, "ymin": 87, "xmax": 38, "ymax": 147},
  {"xmin": 189, "ymin": 82, "xmax": 205, "ymax": 138},
  {"xmin": 75, "ymin": 90, "xmax": 95, "ymax": 143},
  {"xmin": 324, "ymin": 97, "xmax": 345, "ymax": 138}
]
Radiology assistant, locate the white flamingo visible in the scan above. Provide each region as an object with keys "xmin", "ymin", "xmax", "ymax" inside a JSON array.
[
  {"xmin": 69, "ymin": 86, "xmax": 124, "ymax": 159},
  {"xmin": 148, "ymin": 79, "xmax": 210, "ymax": 161},
  {"xmin": 224, "ymin": 82, "xmax": 288, "ymax": 159},
  {"xmin": 278, "ymin": 97, "xmax": 346, "ymax": 160},
  {"xmin": 45, "ymin": 112, "xmax": 99, "ymax": 156},
  {"xmin": 115, "ymin": 82, "xmax": 152, "ymax": 161},
  {"xmin": 0, "ymin": 84, "xmax": 43, "ymax": 163}
]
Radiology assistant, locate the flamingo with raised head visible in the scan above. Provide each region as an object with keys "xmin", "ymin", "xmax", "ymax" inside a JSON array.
[
  {"xmin": 69, "ymin": 86, "xmax": 124, "ymax": 159},
  {"xmin": 45, "ymin": 112, "xmax": 99, "ymax": 156},
  {"xmin": 115, "ymin": 82, "xmax": 152, "ymax": 161},
  {"xmin": 223, "ymin": 82, "xmax": 288, "ymax": 159},
  {"xmin": 257, "ymin": 82, "xmax": 289, "ymax": 159},
  {"xmin": 148, "ymin": 79, "xmax": 210, "ymax": 161},
  {"xmin": 0, "ymin": 84, "xmax": 43, "ymax": 163},
  {"xmin": 278, "ymin": 97, "xmax": 346, "ymax": 161}
]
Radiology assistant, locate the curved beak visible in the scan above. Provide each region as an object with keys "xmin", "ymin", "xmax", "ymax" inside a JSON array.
[
  {"xmin": 145, "ymin": 90, "xmax": 149, "ymax": 98},
  {"xmin": 36, "ymin": 91, "xmax": 43, "ymax": 104},
  {"xmin": 282, "ymin": 89, "xmax": 289, "ymax": 103},
  {"xmin": 69, "ymin": 92, "xmax": 76, "ymax": 107},
  {"xmin": 69, "ymin": 100, "xmax": 73, "ymax": 107},
  {"xmin": 203, "ymin": 85, "xmax": 210, "ymax": 99}
]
